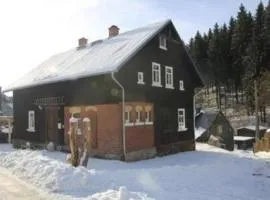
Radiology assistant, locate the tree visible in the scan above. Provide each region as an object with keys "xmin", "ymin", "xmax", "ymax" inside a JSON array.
[
  {"xmin": 264, "ymin": 0, "xmax": 270, "ymax": 70},
  {"xmin": 231, "ymin": 4, "xmax": 253, "ymax": 103}
]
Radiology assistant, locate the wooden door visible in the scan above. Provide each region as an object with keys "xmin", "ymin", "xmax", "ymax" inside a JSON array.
[{"xmin": 45, "ymin": 107, "xmax": 59, "ymax": 143}]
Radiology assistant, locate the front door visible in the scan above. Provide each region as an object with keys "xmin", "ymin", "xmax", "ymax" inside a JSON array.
[{"xmin": 45, "ymin": 106, "xmax": 59, "ymax": 144}]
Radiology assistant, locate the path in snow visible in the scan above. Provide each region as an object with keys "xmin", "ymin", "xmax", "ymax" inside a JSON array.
[{"xmin": 0, "ymin": 167, "xmax": 47, "ymax": 200}]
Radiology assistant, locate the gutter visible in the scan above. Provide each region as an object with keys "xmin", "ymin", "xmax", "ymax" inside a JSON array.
[{"xmin": 111, "ymin": 72, "xmax": 126, "ymax": 160}]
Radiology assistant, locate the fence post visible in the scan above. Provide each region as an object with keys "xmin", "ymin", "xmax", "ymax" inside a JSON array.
[
  {"xmin": 69, "ymin": 117, "xmax": 79, "ymax": 167},
  {"xmin": 80, "ymin": 118, "xmax": 91, "ymax": 167}
]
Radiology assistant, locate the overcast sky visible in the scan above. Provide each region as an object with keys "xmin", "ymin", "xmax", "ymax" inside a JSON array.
[{"xmin": 0, "ymin": 0, "xmax": 268, "ymax": 89}]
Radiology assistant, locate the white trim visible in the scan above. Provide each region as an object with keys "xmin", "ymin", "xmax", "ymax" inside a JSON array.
[
  {"xmin": 179, "ymin": 80, "xmax": 184, "ymax": 91},
  {"xmin": 137, "ymin": 72, "xmax": 145, "ymax": 85},
  {"xmin": 165, "ymin": 66, "xmax": 174, "ymax": 89},
  {"xmin": 159, "ymin": 35, "xmax": 167, "ymax": 50},
  {"xmin": 124, "ymin": 110, "xmax": 131, "ymax": 125},
  {"xmin": 177, "ymin": 108, "xmax": 186, "ymax": 132},
  {"xmin": 135, "ymin": 108, "xmax": 144, "ymax": 126},
  {"xmin": 152, "ymin": 62, "xmax": 162, "ymax": 87},
  {"xmin": 27, "ymin": 110, "xmax": 35, "ymax": 132}
]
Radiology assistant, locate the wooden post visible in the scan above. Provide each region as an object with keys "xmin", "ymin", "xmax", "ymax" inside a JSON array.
[
  {"xmin": 254, "ymin": 79, "xmax": 260, "ymax": 142},
  {"xmin": 80, "ymin": 118, "xmax": 91, "ymax": 167},
  {"xmin": 69, "ymin": 117, "xmax": 79, "ymax": 167},
  {"xmin": 8, "ymin": 119, "xmax": 11, "ymax": 144}
]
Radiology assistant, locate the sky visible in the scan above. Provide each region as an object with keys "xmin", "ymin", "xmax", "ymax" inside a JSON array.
[{"xmin": 0, "ymin": 0, "xmax": 268, "ymax": 90}]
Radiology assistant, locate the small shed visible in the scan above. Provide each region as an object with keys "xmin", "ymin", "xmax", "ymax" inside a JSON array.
[
  {"xmin": 237, "ymin": 126, "xmax": 267, "ymax": 139},
  {"xmin": 234, "ymin": 136, "xmax": 255, "ymax": 150},
  {"xmin": 195, "ymin": 110, "xmax": 234, "ymax": 151}
]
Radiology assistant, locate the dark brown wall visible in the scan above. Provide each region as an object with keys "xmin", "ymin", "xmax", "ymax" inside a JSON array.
[
  {"xmin": 116, "ymin": 23, "xmax": 196, "ymax": 148},
  {"xmin": 13, "ymin": 75, "xmax": 120, "ymax": 143}
]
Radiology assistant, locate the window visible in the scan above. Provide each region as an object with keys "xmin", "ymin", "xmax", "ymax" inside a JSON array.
[
  {"xmin": 165, "ymin": 66, "xmax": 174, "ymax": 89},
  {"xmin": 218, "ymin": 125, "xmax": 223, "ymax": 134},
  {"xmin": 135, "ymin": 106, "xmax": 144, "ymax": 125},
  {"xmin": 152, "ymin": 62, "xmax": 162, "ymax": 87},
  {"xmin": 178, "ymin": 108, "xmax": 186, "ymax": 131},
  {"xmin": 27, "ymin": 110, "xmax": 35, "ymax": 132},
  {"xmin": 159, "ymin": 35, "xmax": 167, "ymax": 50},
  {"xmin": 124, "ymin": 106, "xmax": 133, "ymax": 126},
  {"xmin": 179, "ymin": 80, "xmax": 184, "ymax": 91},
  {"xmin": 137, "ymin": 72, "xmax": 145, "ymax": 85},
  {"xmin": 145, "ymin": 105, "xmax": 153, "ymax": 125}
]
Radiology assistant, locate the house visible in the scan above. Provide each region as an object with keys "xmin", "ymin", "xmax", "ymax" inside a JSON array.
[
  {"xmin": 4, "ymin": 19, "xmax": 203, "ymax": 161},
  {"xmin": 195, "ymin": 110, "xmax": 234, "ymax": 151},
  {"xmin": 234, "ymin": 126, "xmax": 268, "ymax": 150}
]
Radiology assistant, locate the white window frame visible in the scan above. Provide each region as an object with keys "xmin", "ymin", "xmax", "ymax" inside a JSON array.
[
  {"xmin": 218, "ymin": 125, "xmax": 223, "ymax": 134},
  {"xmin": 145, "ymin": 109, "xmax": 153, "ymax": 125},
  {"xmin": 178, "ymin": 108, "xmax": 187, "ymax": 132},
  {"xmin": 135, "ymin": 106, "xmax": 144, "ymax": 125},
  {"xmin": 137, "ymin": 72, "xmax": 145, "ymax": 85},
  {"xmin": 165, "ymin": 66, "xmax": 174, "ymax": 89},
  {"xmin": 27, "ymin": 110, "xmax": 35, "ymax": 132},
  {"xmin": 152, "ymin": 62, "xmax": 162, "ymax": 87},
  {"xmin": 179, "ymin": 80, "xmax": 184, "ymax": 91},
  {"xmin": 124, "ymin": 106, "xmax": 133, "ymax": 126},
  {"xmin": 159, "ymin": 35, "xmax": 167, "ymax": 50}
]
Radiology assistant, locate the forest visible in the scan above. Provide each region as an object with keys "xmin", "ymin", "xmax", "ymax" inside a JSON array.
[{"xmin": 188, "ymin": 1, "xmax": 270, "ymax": 120}]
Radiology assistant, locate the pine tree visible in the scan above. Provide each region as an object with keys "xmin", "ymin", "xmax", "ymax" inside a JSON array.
[
  {"xmin": 264, "ymin": 0, "xmax": 270, "ymax": 70},
  {"xmin": 231, "ymin": 4, "xmax": 253, "ymax": 103}
]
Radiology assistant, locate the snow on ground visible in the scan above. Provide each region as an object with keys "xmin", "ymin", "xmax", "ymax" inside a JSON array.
[{"xmin": 0, "ymin": 143, "xmax": 270, "ymax": 200}]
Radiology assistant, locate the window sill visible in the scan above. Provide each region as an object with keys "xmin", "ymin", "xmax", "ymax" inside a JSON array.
[
  {"xmin": 27, "ymin": 128, "xmax": 35, "ymax": 132},
  {"xmin": 159, "ymin": 46, "xmax": 167, "ymax": 51},
  {"xmin": 135, "ymin": 122, "xmax": 145, "ymax": 126},
  {"xmin": 165, "ymin": 85, "xmax": 174, "ymax": 89},
  {"xmin": 137, "ymin": 81, "xmax": 145, "ymax": 85},
  {"xmin": 125, "ymin": 123, "xmax": 134, "ymax": 127},
  {"xmin": 179, "ymin": 88, "xmax": 185, "ymax": 91},
  {"xmin": 145, "ymin": 122, "xmax": 153, "ymax": 125},
  {"xmin": 152, "ymin": 83, "xmax": 162, "ymax": 87},
  {"xmin": 178, "ymin": 128, "xmax": 188, "ymax": 132}
]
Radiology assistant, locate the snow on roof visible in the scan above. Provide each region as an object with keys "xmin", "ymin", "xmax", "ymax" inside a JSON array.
[
  {"xmin": 238, "ymin": 125, "xmax": 268, "ymax": 131},
  {"xmin": 195, "ymin": 127, "xmax": 206, "ymax": 139},
  {"xmin": 234, "ymin": 136, "xmax": 254, "ymax": 141},
  {"xmin": 5, "ymin": 19, "xmax": 171, "ymax": 92}
]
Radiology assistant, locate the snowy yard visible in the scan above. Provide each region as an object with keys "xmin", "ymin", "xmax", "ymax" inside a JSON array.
[{"xmin": 0, "ymin": 144, "xmax": 270, "ymax": 200}]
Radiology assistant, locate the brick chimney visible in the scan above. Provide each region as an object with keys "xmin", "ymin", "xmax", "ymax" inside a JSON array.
[
  {"xmin": 108, "ymin": 25, "xmax": 119, "ymax": 37},
  {"xmin": 77, "ymin": 37, "xmax": 88, "ymax": 49}
]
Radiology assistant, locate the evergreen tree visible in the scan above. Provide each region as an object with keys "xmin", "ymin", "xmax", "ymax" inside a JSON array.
[{"xmin": 264, "ymin": 0, "xmax": 270, "ymax": 70}]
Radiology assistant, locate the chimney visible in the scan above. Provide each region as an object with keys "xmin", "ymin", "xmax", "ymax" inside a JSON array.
[
  {"xmin": 77, "ymin": 37, "xmax": 88, "ymax": 49},
  {"xmin": 108, "ymin": 25, "xmax": 119, "ymax": 37}
]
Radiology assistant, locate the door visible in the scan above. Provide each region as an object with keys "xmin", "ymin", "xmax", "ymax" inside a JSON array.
[{"xmin": 45, "ymin": 106, "xmax": 59, "ymax": 144}]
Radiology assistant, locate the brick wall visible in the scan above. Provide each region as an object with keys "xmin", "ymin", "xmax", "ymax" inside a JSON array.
[
  {"xmin": 126, "ymin": 125, "xmax": 154, "ymax": 152},
  {"xmin": 64, "ymin": 104, "xmax": 122, "ymax": 158}
]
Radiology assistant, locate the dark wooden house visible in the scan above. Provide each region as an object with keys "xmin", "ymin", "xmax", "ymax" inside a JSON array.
[
  {"xmin": 195, "ymin": 110, "xmax": 234, "ymax": 151},
  {"xmin": 4, "ymin": 19, "xmax": 203, "ymax": 161}
]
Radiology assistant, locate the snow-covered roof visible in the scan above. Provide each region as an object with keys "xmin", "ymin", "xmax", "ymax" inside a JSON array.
[
  {"xmin": 234, "ymin": 136, "xmax": 254, "ymax": 141},
  {"xmin": 195, "ymin": 127, "xmax": 206, "ymax": 139},
  {"xmin": 238, "ymin": 125, "xmax": 268, "ymax": 131},
  {"xmin": 5, "ymin": 19, "xmax": 171, "ymax": 92}
]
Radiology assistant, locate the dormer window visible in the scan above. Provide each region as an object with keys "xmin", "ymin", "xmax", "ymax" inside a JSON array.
[
  {"xmin": 159, "ymin": 35, "xmax": 167, "ymax": 50},
  {"xmin": 137, "ymin": 72, "xmax": 145, "ymax": 85}
]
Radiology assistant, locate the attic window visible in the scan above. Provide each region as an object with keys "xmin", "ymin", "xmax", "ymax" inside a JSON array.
[
  {"xmin": 159, "ymin": 35, "xmax": 167, "ymax": 50},
  {"xmin": 137, "ymin": 72, "xmax": 145, "ymax": 85}
]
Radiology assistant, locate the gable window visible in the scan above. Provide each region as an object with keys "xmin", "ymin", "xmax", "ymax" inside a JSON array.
[
  {"xmin": 137, "ymin": 72, "xmax": 145, "ymax": 85},
  {"xmin": 165, "ymin": 66, "xmax": 174, "ymax": 89},
  {"xmin": 179, "ymin": 80, "xmax": 184, "ymax": 91},
  {"xmin": 124, "ymin": 106, "xmax": 133, "ymax": 126},
  {"xmin": 27, "ymin": 110, "xmax": 35, "ymax": 132},
  {"xmin": 145, "ymin": 105, "xmax": 153, "ymax": 125},
  {"xmin": 152, "ymin": 62, "xmax": 162, "ymax": 87},
  {"xmin": 177, "ymin": 108, "xmax": 186, "ymax": 132},
  {"xmin": 218, "ymin": 125, "xmax": 223, "ymax": 134},
  {"xmin": 159, "ymin": 35, "xmax": 167, "ymax": 50},
  {"xmin": 135, "ymin": 106, "xmax": 144, "ymax": 125}
]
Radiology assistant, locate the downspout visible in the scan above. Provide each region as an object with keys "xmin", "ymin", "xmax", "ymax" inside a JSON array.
[{"xmin": 111, "ymin": 72, "xmax": 126, "ymax": 160}]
